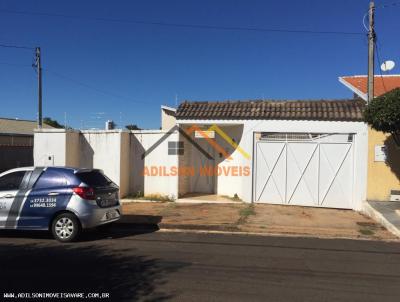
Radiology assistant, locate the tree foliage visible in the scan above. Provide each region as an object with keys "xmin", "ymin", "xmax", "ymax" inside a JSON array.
[
  {"xmin": 364, "ymin": 88, "xmax": 400, "ymax": 134},
  {"xmin": 43, "ymin": 117, "xmax": 64, "ymax": 129},
  {"xmin": 125, "ymin": 124, "xmax": 141, "ymax": 130}
]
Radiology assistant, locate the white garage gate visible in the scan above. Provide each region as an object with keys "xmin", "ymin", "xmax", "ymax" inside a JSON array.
[{"xmin": 253, "ymin": 133, "xmax": 355, "ymax": 209}]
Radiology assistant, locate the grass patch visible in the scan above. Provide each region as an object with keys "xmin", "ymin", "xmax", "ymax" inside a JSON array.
[
  {"xmin": 127, "ymin": 192, "xmax": 175, "ymax": 202},
  {"xmin": 357, "ymin": 221, "xmax": 379, "ymax": 236},
  {"xmin": 237, "ymin": 205, "xmax": 256, "ymax": 225},
  {"xmin": 222, "ymin": 193, "xmax": 243, "ymax": 202},
  {"xmin": 359, "ymin": 228, "xmax": 375, "ymax": 236}
]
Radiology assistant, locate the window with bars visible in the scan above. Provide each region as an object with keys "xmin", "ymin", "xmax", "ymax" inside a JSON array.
[
  {"xmin": 259, "ymin": 133, "xmax": 354, "ymax": 142},
  {"xmin": 168, "ymin": 141, "xmax": 184, "ymax": 155}
]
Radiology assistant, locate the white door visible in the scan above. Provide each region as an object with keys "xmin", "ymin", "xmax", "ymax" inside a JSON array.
[
  {"xmin": 190, "ymin": 139, "xmax": 215, "ymax": 194},
  {"xmin": 254, "ymin": 134, "xmax": 354, "ymax": 209}
]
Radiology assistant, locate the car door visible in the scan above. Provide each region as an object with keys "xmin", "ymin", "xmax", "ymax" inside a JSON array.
[
  {"xmin": 18, "ymin": 168, "xmax": 74, "ymax": 229},
  {"xmin": 0, "ymin": 170, "xmax": 28, "ymax": 228}
]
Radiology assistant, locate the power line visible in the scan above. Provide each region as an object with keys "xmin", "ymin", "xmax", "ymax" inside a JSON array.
[
  {"xmin": 0, "ymin": 43, "xmax": 34, "ymax": 50},
  {"xmin": 375, "ymin": 38, "xmax": 388, "ymax": 94},
  {"xmin": 376, "ymin": 1, "xmax": 400, "ymax": 8},
  {"xmin": 0, "ymin": 61, "xmax": 159, "ymax": 106},
  {"xmin": 0, "ymin": 62, "xmax": 32, "ymax": 67},
  {"xmin": 0, "ymin": 9, "xmax": 364, "ymax": 36},
  {"xmin": 44, "ymin": 68, "xmax": 158, "ymax": 106}
]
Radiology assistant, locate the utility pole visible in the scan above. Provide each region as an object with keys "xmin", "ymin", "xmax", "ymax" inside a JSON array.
[
  {"xmin": 35, "ymin": 47, "xmax": 43, "ymax": 128},
  {"xmin": 367, "ymin": 1, "xmax": 375, "ymax": 104}
]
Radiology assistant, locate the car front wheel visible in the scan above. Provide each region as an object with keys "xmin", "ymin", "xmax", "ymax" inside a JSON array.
[{"xmin": 51, "ymin": 213, "xmax": 80, "ymax": 242}]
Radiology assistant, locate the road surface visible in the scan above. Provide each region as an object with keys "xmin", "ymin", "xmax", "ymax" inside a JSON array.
[{"xmin": 0, "ymin": 226, "xmax": 399, "ymax": 301}]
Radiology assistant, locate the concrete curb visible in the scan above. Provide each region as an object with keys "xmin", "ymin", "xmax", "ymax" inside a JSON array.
[
  {"xmin": 115, "ymin": 221, "xmax": 399, "ymax": 242},
  {"xmin": 121, "ymin": 199, "xmax": 242, "ymax": 204},
  {"xmin": 157, "ymin": 228, "xmax": 399, "ymax": 242},
  {"xmin": 361, "ymin": 201, "xmax": 400, "ymax": 238}
]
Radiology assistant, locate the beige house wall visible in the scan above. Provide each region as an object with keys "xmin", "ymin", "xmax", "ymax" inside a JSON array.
[
  {"xmin": 367, "ymin": 127, "xmax": 400, "ymax": 201},
  {"xmin": 161, "ymin": 108, "xmax": 176, "ymax": 130}
]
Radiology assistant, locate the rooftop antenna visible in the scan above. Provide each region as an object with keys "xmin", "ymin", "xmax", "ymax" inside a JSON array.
[{"xmin": 380, "ymin": 60, "xmax": 395, "ymax": 72}]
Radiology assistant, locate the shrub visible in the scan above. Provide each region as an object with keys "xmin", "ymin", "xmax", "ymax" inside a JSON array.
[{"xmin": 364, "ymin": 88, "xmax": 400, "ymax": 136}]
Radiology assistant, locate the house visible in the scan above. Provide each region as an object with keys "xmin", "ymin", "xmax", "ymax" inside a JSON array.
[
  {"xmin": 174, "ymin": 99, "xmax": 367, "ymax": 210},
  {"xmin": 0, "ymin": 118, "xmax": 52, "ymax": 172},
  {"xmin": 34, "ymin": 99, "xmax": 368, "ymax": 210},
  {"xmin": 339, "ymin": 75, "xmax": 400, "ymax": 201}
]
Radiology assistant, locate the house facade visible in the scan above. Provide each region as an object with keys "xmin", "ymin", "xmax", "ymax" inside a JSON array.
[
  {"xmin": 35, "ymin": 99, "xmax": 368, "ymax": 210},
  {"xmin": 33, "ymin": 75, "xmax": 400, "ymax": 209},
  {"xmin": 174, "ymin": 99, "xmax": 367, "ymax": 210}
]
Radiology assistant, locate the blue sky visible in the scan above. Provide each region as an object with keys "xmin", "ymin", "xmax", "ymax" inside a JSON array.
[{"xmin": 0, "ymin": 0, "xmax": 398, "ymax": 129}]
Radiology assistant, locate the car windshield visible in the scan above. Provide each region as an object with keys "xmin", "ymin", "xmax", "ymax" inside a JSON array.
[{"xmin": 76, "ymin": 171, "xmax": 113, "ymax": 187}]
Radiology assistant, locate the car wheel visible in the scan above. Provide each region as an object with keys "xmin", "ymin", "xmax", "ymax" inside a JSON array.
[{"xmin": 51, "ymin": 213, "xmax": 80, "ymax": 242}]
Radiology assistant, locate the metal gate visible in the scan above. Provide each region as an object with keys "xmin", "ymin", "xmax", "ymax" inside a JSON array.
[{"xmin": 253, "ymin": 133, "xmax": 354, "ymax": 209}]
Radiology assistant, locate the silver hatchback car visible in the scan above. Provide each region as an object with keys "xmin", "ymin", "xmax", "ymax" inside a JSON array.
[{"xmin": 0, "ymin": 167, "xmax": 122, "ymax": 242}]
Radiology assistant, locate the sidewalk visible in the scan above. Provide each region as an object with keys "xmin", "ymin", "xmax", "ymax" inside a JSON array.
[
  {"xmin": 362, "ymin": 200, "xmax": 400, "ymax": 238},
  {"xmin": 120, "ymin": 201, "xmax": 397, "ymax": 240}
]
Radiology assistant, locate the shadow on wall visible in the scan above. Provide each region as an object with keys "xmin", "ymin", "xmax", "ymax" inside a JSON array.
[
  {"xmin": 384, "ymin": 135, "xmax": 400, "ymax": 182},
  {"xmin": 79, "ymin": 135, "xmax": 94, "ymax": 168},
  {"xmin": 130, "ymin": 134, "xmax": 145, "ymax": 196},
  {"xmin": 178, "ymin": 124, "xmax": 245, "ymax": 197},
  {"xmin": 0, "ymin": 239, "xmax": 188, "ymax": 300}
]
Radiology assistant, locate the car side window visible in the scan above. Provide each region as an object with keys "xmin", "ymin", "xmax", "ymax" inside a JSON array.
[
  {"xmin": 0, "ymin": 171, "xmax": 26, "ymax": 191},
  {"xmin": 34, "ymin": 169, "xmax": 68, "ymax": 189}
]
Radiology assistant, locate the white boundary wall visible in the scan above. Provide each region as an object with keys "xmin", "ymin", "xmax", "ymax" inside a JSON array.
[
  {"xmin": 34, "ymin": 119, "xmax": 368, "ymax": 210},
  {"xmin": 34, "ymin": 129, "xmax": 177, "ymax": 199},
  {"xmin": 131, "ymin": 130, "xmax": 178, "ymax": 199}
]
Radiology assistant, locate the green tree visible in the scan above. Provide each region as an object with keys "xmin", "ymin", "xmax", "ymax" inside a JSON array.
[
  {"xmin": 43, "ymin": 117, "xmax": 64, "ymax": 129},
  {"xmin": 125, "ymin": 124, "xmax": 141, "ymax": 130},
  {"xmin": 364, "ymin": 88, "xmax": 400, "ymax": 136}
]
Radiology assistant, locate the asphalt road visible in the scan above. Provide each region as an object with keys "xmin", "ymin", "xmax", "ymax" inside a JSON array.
[{"xmin": 0, "ymin": 226, "xmax": 399, "ymax": 302}]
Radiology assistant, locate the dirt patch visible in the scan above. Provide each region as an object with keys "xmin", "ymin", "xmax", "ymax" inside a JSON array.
[{"xmin": 121, "ymin": 202, "xmax": 398, "ymax": 240}]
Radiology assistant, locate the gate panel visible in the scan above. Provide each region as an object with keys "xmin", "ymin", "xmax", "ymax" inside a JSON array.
[
  {"xmin": 319, "ymin": 143, "xmax": 353, "ymax": 209},
  {"xmin": 255, "ymin": 142, "xmax": 286, "ymax": 203},
  {"xmin": 254, "ymin": 135, "xmax": 354, "ymax": 209},
  {"xmin": 286, "ymin": 143, "xmax": 319, "ymax": 207}
]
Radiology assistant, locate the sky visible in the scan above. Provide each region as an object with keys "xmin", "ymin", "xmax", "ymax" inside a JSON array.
[{"xmin": 0, "ymin": 0, "xmax": 399, "ymax": 129}]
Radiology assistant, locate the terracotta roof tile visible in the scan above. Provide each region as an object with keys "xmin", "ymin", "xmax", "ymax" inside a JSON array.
[
  {"xmin": 341, "ymin": 75, "xmax": 400, "ymax": 98},
  {"xmin": 176, "ymin": 99, "xmax": 365, "ymax": 121}
]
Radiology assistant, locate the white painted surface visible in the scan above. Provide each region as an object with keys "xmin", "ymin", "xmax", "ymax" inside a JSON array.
[
  {"xmin": 178, "ymin": 119, "xmax": 368, "ymax": 210},
  {"xmin": 254, "ymin": 137, "xmax": 354, "ymax": 209},
  {"xmin": 80, "ymin": 131, "xmax": 122, "ymax": 188},
  {"xmin": 131, "ymin": 131, "xmax": 178, "ymax": 199},
  {"xmin": 34, "ymin": 118, "xmax": 368, "ymax": 210},
  {"xmin": 34, "ymin": 130, "xmax": 68, "ymax": 166},
  {"xmin": 374, "ymin": 145, "xmax": 387, "ymax": 162}
]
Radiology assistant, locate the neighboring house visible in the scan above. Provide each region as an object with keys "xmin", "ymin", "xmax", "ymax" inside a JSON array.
[
  {"xmin": 339, "ymin": 75, "xmax": 400, "ymax": 201},
  {"xmin": 0, "ymin": 118, "xmax": 53, "ymax": 172}
]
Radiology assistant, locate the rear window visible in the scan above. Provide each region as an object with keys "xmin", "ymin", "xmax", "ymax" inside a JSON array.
[
  {"xmin": 76, "ymin": 171, "xmax": 112, "ymax": 187},
  {"xmin": 35, "ymin": 169, "xmax": 69, "ymax": 189}
]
